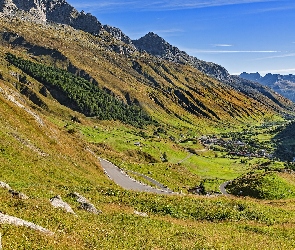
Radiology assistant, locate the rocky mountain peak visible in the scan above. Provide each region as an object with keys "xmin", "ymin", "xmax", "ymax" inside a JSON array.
[
  {"xmin": 133, "ymin": 31, "xmax": 178, "ymax": 57},
  {"xmin": 240, "ymin": 72, "xmax": 262, "ymax": 82},
  {"xmin": 133, "ymin": 32, "xmax": 230, "ymax": 81},
  {"xmin": 0, "ymin": 0, "xmax": 102, "ymax": 34}
]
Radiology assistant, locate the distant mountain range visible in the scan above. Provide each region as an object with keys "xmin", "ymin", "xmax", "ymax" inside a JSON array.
[{"xmin": 240, "ymin": 72, "xmax": 295, "ymax": 103}]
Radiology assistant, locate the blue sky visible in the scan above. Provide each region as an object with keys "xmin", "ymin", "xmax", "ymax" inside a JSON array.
[{"xmin": 67, "ymin": 0, "xmax": 295, "ymax": 75}]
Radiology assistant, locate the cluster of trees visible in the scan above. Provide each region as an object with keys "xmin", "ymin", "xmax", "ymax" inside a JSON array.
[{"xmin": 6, "ymin": 53, "xmax": 153, "ymax": 127}]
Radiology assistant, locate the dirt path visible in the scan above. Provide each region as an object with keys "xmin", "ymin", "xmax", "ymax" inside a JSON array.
[
  {"xmin": 177, "ymin": 153, "xmax": 194, "ymax": 164},
  {"xmin": 100, "ymin": 158, "xmax": 175, "ymax": 195},
  {"xmin": 177, "ymin": 149, "xmax": 208, "ymax": 164}
]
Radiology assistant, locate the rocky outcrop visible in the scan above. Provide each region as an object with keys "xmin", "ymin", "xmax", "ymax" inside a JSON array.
[
  {"xmin": 9, "ymin": 190, "xmax": 29, "ymax": 199},
  {"xmin": 103, "ymin": 25, "xmax": 133, "ymax": 45},
  {"xmin": 0, "ymin": 0, "xmax": 102, "ymax": 34},
  {"xmin": 134, "ymin": 210, "xmax": 148, "ymax": 217},
  {"xmin": 70, "ymin": 192, "xmax": 101, "ymax": 214},
  {"xmin": 132, "ymin": 32, "xmax": 230, "ymax": 81},
  {"xmin": 0, "ymin": 212, "xmax": 53, "ymax": 235},
  {"xmin": 240, "ymin": 72, "xmax": 295, "ymax": 102},
  {"xmin": 0, "ymin": 181, "xmax": 29, "ymax": 199},
  {"xmin": 50, "ymin": 195, "xmax": 76, "ymax": 214},
  {"xmin": 102, "ymin": 25, "xmax": 136, "ymax": 55},
  {"xmin": 0, "ymin": 181, "xmax": 11, "ymax": 190}
]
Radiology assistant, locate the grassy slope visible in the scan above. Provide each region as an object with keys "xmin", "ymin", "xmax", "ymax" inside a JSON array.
[
  {"xmin": 1, "ymin": 18, "xmax": 290, "ymax": 126},
  {"xmin": 0, "ymin": 63, "xmax": 295, "ymax": 250},
  {"xmin": 0, "ymin": 18, "xmax": 295, "ymax": 249},
  {"xmin": 227, "ymin": 171, "xmax": 295, "ymax": 199}
]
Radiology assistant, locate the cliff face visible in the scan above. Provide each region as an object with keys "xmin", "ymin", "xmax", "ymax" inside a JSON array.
[{"xmin": 0, "ymin": 0, "xmax": 102, "ymax": 34}]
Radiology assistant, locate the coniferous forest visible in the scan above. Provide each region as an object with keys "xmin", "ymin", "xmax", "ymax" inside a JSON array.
[{"xmin": 6, "ymin": 53, "xmax": 153, "ymax": 127}]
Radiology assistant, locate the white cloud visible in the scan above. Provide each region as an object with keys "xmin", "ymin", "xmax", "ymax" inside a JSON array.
[
  {"xmin": 69, "ymin": 0, "xmax": 277, "ymax": 12},
  {"xmin": 253, "ymin": 53, "xmax": 295, "ymax": 60},
  {"xmin": 186, "ymin": 49, "xmax": 280, "ymax": 54},
  {"xmin": 153, "ymin": 28, "xmax": 184, "ymax": 34},
  {"xmin": 153, "ymin": 0, "xmax": 276, "ymax": 10},
  {"xmin": 213, "ymin": 44, "xmax": 233, "ymax": 47},
  {"xmin": 250, "ymin": 4, "xmax": 295, "ymax": 14}
]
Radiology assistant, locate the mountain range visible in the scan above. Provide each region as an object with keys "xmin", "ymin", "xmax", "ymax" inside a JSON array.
[
  {"xmin": 240, "ymin": 72, "xmax": 295, "ymax": 103},
  {"xmin": 1, "ymin": 0, "xmax": 295, "ymax": 249},
  {"xmin": 0, "ymin": 0, "xmax": 293, "ymax": 122}
]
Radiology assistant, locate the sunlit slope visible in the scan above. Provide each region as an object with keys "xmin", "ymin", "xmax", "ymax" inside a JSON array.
[
  {"xmin": 1, "ymin": 17, "xmax": 295, "ymax": 250},
  {"xmin": 0, "ymin": 18, "xmax": 292, "ymax": 128}
]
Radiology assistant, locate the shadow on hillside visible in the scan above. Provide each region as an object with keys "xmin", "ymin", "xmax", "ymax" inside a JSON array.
[{"xmin": 273, "ymin": 121, "xmax": 295, "ymax": 162}]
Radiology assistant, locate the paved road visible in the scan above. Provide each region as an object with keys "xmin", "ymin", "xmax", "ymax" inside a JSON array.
[
  {"xmin": 100, "ymin": 158, "xmax": 174, "ymax": 195},
  {"xmin": 219, "ymin": 181, "xmax": 230, "ymax": 195},
  {"xmin": 126, "ymin": 170, "xmax": 173, "ymax": 192}
]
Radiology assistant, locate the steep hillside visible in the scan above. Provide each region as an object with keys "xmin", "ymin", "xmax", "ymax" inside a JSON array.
[
  {"xmin": 1, "ymin": 1, "xmax": 294, "ymax": 123},
  {"xmin": 1, "ymin": 53, "xmax": 295, "ymax": 248},
  {"xmin": 133, "ymin": 32, "xmax": 294, "ymax": 114},
  {"xmin": 0, "ymin": 17, "xmax": 293, "ymax": 129},
  {"xmin": 240, "ymin": 72, "xmax": 295, "ymax": 102},
  {"xmin": 1, "ymin": 54, "xmax": 295, "ymax": 248},
  {"xmin": 1, "ymin": 2, "xmax": 295, "ymax": 249}
]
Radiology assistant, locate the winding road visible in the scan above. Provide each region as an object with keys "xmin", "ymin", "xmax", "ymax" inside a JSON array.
[
  {"xmin": 219, "ymin": 181, "xmax": 230, "ymax": 196},
  {"xmin": 126, "ymin": 170, "xmax": 173, "ymax": 192},
  {"xmin": 100, "ymin": 158, "xmax": 175, "ymax": 195},
  {"xmin": 100, "ymin": 157, "xmax": 231, "ymax": 197}
]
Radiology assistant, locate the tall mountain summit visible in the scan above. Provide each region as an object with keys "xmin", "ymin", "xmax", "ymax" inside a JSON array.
[
  {"xmin": 132, "ymin": 32, "xmax": 230, "ymax": 82},
  {"xmin": 0, "ymin": 0, "xmax": 102, "ymax": 34}
]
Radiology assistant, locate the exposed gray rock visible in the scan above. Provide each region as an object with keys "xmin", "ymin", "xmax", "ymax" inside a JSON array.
[
  {"xmin": 50, "ymin": 195, "xmax": 76, "ymax": 214},
  {"xmin": 103, "ymin": 25, "xmax": 133, "ymax": 45},
  {"xmin": 132, "ymin": 32, "xmax": 230, "ymax": 81},
  {"xmin": 102, "ymin": 25, "xmax": 136, "ymax": 55},
  {"xmin": 0, "ymin": 181, "xmax": 29, "ymax": 199},
  {"xmin": 134, "ymin": 210, "xmax": 148, "ymax": 217},
  {"xmin": 9, "ymin": 190, "xmax": 29, "ymax": 200},
  {"xmin": 70, "ymin": 192, "xmax": 101, "ymax": 214},
  {"xmin": 0, "ymin": 0, "xmax": 102, "ymax": 34},
  {"xmin": 240, "ymin": 72, "xmax": 295, "ymax": 102},
  {"xmin": 0, "ymin": 212, "xmax": 53, "ymax": 235},
  {"xmin": 0, "ymin": 181, "xmax": 11, "ymax": 190}
]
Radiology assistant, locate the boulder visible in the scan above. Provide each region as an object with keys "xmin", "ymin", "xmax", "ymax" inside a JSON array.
[
  {"xmin": 50, "ymin": 195, "xmax": 76, "ymax": 214},
  {"xmin": 70, "ymin": 192, "xmax": 101, "ymax": 215},
  {"xmin": 9, "ymin": 190, "xmax": 29, "ymax": 200},
  {"xmin": 0, "ymin": 181, "xmax": 11, "ymax": 190}
]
